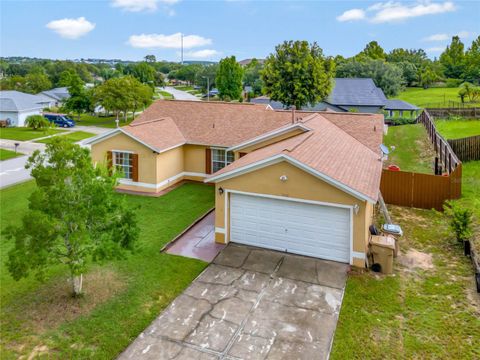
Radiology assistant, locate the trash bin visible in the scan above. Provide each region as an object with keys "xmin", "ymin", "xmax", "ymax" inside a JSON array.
[
  {"xmin": 370, "ymin": 235, "xmax": 395, "ymax": 275},
  {"xmin": 382, "ymin": 223, "xmax": 403, "ymax": 257}
]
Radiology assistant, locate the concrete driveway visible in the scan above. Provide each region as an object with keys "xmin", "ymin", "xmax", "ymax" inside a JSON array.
[
  {"xmin": 162, "ymin": 86, "xmax": 200, "ymax": 101},
  {"xmin": 119, "ymin": 245, "xmax": 348, "ymax": 360}
]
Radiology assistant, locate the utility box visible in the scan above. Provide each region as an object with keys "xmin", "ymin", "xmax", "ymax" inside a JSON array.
[{"xmin": 370, "ymin": 235, "xmax": 395, "ymax": 275}]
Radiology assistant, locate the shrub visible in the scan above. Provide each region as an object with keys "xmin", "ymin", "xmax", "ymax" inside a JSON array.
[
  {"xmin": 387, "ymin": 117, "xmax": 417, "ymax": 126},
  {"xmin": 444, "ymin": 202, "xmax": 473, "ymax": 242},
  {"xmin": 445, "ymin": 78, "xmax": 463, "ymax": 88},
  {"xmin": 25, "ymin": 115, "xmax": 50, "ymax": 130}
]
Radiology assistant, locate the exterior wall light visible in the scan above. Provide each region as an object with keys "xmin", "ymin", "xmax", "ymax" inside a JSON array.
[
  {"xmin": 353, "ymin": 204, "xmax": 360, "ymax": 215},
  {"xmin": 279, "ymin": 175, "xmax": 288, "ymax": 182},
  {"xmin": 218, "ymin": 187, "xmax": 224, "ymax": 195}
]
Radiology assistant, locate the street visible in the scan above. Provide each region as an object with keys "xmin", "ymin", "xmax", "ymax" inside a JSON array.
[{"xmin": 162, "ymin": 86, "xmax": 200, "ymax": 101}]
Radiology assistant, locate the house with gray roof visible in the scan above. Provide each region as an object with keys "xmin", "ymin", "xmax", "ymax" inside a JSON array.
[
  {"xmin": 251, "ymin": 78, "xmax": 419, "ymax": 117},
  {"xmin": 40, "ymin": 87, "xmax": 70, "ymax": 106},
  {"xmin": 0, "ymin": 90, "xmax": 50, "ymax": 126}
]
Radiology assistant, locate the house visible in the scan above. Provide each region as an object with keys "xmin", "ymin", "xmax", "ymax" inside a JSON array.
[
  {"xmin": 0, "ymin": 90, "xmax": 51, "ymax": 126},
  {"xmin": 39, "ymin": 87, "xmax": 70, "ymax": 107},
  {"xmin": 251, "ymin": 78, "xmax": 419, "ymax": 115},
  {"xmin": 86, "ymin": 100, "xmax": 384, "ymax": 267}
]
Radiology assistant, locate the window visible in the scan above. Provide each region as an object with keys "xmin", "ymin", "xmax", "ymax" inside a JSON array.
[
  {"xmin": 212, "ymin": 148, "xmax": 234, "ymax": 173},
  {"xmin": 113, "ymin": 151, "xmax": 133, "ymax": 179}
]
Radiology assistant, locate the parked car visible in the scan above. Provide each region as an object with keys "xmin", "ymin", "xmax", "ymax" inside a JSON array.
[{"xmin": 44, "ymin": 113, "xmax": 75, "ymax": 128}]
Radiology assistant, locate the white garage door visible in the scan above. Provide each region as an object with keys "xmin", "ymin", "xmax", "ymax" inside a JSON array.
[{"xmin": 230, "ymin": 193, "xmax": 351, "ymax": 263}]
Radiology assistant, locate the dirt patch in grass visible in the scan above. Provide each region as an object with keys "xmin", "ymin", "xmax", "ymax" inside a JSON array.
[
  {"xmin": 397, "ymin": 249, "xmax": 434, "ymax": 270},
  {"xmin": 8, "ymin": 267, "xmax": 125, "ymax": 334}
]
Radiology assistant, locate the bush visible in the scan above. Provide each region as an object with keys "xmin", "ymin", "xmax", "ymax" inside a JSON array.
[
  {"xmin": 445, "ymin": 79, "xmax": 463, "ymax": 88},
  {"xmin": 385, "ymin": 117, "xmax": 417, "ymax": 126},
  {"xmin": 25, "ymin": 115, "xmax": 50, "ymax": 130},
  {"xmin": 444, "ymin": 202, "xmax": 473, "ymax": 242}
]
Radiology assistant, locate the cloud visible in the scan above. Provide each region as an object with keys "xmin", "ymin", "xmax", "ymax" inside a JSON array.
[
  {"xmin": 111, "ymin": 0, "xmax": 179, "ymax": 12},
  {"xmin": 423, "ymin": 30, "xmax": 473, "ymax": 41},
  {"xmin": 427, "ymin": 46, "xmax": 446, "ymax": 52},
  {"xmin": 46, "ymin": 17, "xmax": 95, "ymax": 39},
  {"xmin": 183, "ymin": 49, "xmax": 220, "ymax": 59},
  {"xmin": 127, "ymin": 33, "xmax": 212, "ymax": 49},
  {"xmin": 337, "ymin": 1, "xmax": 456, "ymax": 23},
  {"xmin": 336, "ymin": 9, "xmax": 366, "ymax": 22}
]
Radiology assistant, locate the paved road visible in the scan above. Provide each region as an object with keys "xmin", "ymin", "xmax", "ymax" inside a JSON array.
[
  {"xmin": 162, "ymin": 86, "xmax": 200, "ymax": 101},
  {"xmin": 0, "ymin": 155, "xmax": 32, "ymax": 189}
]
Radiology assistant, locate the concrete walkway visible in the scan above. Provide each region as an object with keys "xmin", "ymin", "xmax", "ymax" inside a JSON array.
[
  {"xmin": 166, "ymin": 211, "xmax": 225, "ymax": 262},
  {"xmin": 162, "ymin": 86, "xmax": 200, "ymax": 101},
  {"xmin": 118, "ymin": 245, "xmax": 348, "ymax": 360}
]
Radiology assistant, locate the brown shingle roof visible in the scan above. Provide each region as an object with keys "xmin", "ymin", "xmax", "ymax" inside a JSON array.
[{"xmin": 207, "ymin": 113, "xmax": 383, "ymax": 202}]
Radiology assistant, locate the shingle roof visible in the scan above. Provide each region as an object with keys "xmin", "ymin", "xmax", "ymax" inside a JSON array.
[
  {"xmin": 0, "ymin": 90, "xmax": 48, "ymax": 112},
  {"xmin": 40, "ymin": 87, "xmax": 70, "ymax": 101},
  {"xmin": 384, "ymin": 99, "xmax": 420, "ymax": 111},
  {"xmin": 326, "ymin": 78, "xmax": 386, "ymax": 106},
  {"xmin": 207, "ymin": 113, "xmax": 384, "ymax": 202}
]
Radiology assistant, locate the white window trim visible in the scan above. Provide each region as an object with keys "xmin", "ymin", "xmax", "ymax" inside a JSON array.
[
  {"xmin": 211, "ymin": 147, "xmax": 234, "ymax": 173},
  {"xmin": 112, "ymin": 151, "xmax": 133, "ymax": 180}
]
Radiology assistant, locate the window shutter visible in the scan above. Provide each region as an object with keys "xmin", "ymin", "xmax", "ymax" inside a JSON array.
[
  {"xmin": 106, "ymin": 151, "xmax": 113, "ymax": 175},
  {"xmin": 205, "ymin": 148, "xmax": 212, "ymax": 174},
  {"xmin": 132, "ymin": 153, "xmax": 139, "ymax": 182},
  {"xmin": 239, "ymin": 152, "xmax": 247, "ymax": 158}
]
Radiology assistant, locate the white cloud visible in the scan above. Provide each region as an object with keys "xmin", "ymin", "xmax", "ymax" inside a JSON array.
[
  {"xmin": 127, "ymin": 33, "xmax": 212, "ymax": 49},
  {"xmin": 423, "ymin": 33, "xmax": 449, "ymax": 41},
  {"xmin": 456, "ymin": 30, "xmax": 472, "ymax": 39},
  {"xmin": 337, "ymin": 1, "xmax": 456, "ymax": 24},
  {"xmin": 427, "ymin": 46, "xmax": 446, "ymax": 52},
  {"xmin": 46, "ymin": 17, "xmax": 95, "ymax": 39},
  {"xmin": 336, "ymin": 9, "xmax": 366, "ymax": 22},
  {"xmin": 111, "ymin": 0, "xmax": 180, "ymax": 12},
  {"xmin": 183, "ymin": 49, "xmax": 220, "ymax": 59}
]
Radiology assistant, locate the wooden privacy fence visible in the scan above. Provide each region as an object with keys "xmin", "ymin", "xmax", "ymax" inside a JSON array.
[
  {"xmin": 417, "ymin": 110, "xmax": 461, "ymax": 174},
  {"xmin": 380, "ymin": 164, "xmax": 462, "ymax": 211},
  {"xmin": 426, "ymin": 107, "xmax": 480, "ymax": 118},
  {"xmin": 448, "ymin": 135, "xmax": 480, "ymax": 162}
]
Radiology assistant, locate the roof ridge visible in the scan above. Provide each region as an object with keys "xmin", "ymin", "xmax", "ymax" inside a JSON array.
[
  {"xmin": 284, "ymin": 132, "xmax": 315, "ymax": 152},
  {"xmin": 158, "ymin": 99, "xmax": 259, "ymax": 106},
  {"xmin": 129, "ymin": 117, "xmax": 171, "ymax": 127}
]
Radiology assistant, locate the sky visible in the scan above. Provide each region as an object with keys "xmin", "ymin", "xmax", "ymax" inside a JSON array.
[{"xmin": 1, "ymin": 0, "xmax": 479, "ymax": 62}]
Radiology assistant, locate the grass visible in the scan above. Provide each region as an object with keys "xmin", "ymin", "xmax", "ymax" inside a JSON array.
[
  {"xmin": 156, "ymin": 90, "xmax": 174, "ymax": 100},
  {"xmin": 0, "ymin": 127, "xmax": 66, "ymax": 141},
  {"xmin": 394, "ymin": 87, "xmax": 480, "ymax": 108},
  {"xmin": 0, "ymin": 181, "xmax": 215, "ymax": 359},
  {"xmin": 35, "ymin": 131, "xmax": 96, "ymax": 144},
  {"xmin": 0, "ymin": 149, "xmax": 22, "ymax": 161},
  {"xmin": 75, "ymin": 114, "xmax": 134, "ymax": 128},
  {"xmin": 434, "ymin": 119, "xmax": 480, "ymax": 139},
  {"xmin": 331, "ymin": 203, "xmax": 480, "ymax": 359},
  {"xmin": 174, "ymin": 85, "xmax": 193, "ymax": 91},
  {"xmin": 384, "ymin": 124, "xmax": 436, "ymax": 173}
]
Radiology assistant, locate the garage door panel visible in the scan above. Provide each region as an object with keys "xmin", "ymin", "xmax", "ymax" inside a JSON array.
[{"xmin": 230, "ymin": 194, "xmax": 350, "ymax": 263}]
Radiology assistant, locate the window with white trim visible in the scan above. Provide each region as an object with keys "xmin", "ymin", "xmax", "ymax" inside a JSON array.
[
  {"xmin": 113, "ymin": 151, "xmax": 133, "ymax": 179},
  {"xmin": 212, "ymin": 148, "xmax": 234, "ymax": 173}
]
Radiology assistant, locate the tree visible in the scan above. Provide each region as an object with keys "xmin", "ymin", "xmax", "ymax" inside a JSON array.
[
  {"xmin": 418, "ymin": 66, "xmax": 437, "ymax": 89},
  {"xmin": 24, "ymin": 73, "xmax": 52, "ymax": 93},
  {"xmin": 243, "ymin": 59, "xmax": 264, "ymax": 96},
  {"xmin": 440, "ymin": 36, "xmax": 465, "ymax": 79},
  {"xmin": 463, "ymin": 36, "xmax": 480, "ymax": 83},
  {"xmin": 262, "ymin": 41, "xmax": 335, "ymax": 109},
  {"xmin": 386, "ymin": 48, "xmax": 428, "ymax": 67},
  {"xmin": 124, "ymin": 62, "xmax": 156, "ymax": 86},
  {"xmin": 4, "ymin": 138, "xmax": 139, "ymax": 297},
  {"xmin": 357, "ymin": 41, "xmax": 386, "ymax": 60},
  {"xmin": 336, "ymin": 59, "xmax": 404, "ymax": 97},
  {"xmin": 216, "ymin": 56, "xmax": 244, "ymax": 101},
  {"xmin": 397, "ymin": 61, "xmax": 418, "ymax": 87},
  {"xmin": 144, "ymin": 55, "xmax": 156, "ymax": 63},
  {"xmin": 25, "ymin": 114, "xmax": 50, "ymax": 130},
  {"xmin": 195, "ymin": 64, "xmax": 218, "ymax": 92},
  {"xmin": 62, "ymin": 71, "xmax": 91, "ymax": 120}
]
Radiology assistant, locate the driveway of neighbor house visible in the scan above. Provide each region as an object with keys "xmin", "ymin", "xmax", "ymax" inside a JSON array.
[
  {"xmin": 119, "ymin": 245, "xmax": 348, "ymax": 360},
  {"xmin": 162, "ymin": 86, "xmax": 201, "ymax": 101}
]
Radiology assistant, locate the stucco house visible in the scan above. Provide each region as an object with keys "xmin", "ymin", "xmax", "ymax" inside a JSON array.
[
  {"xmin": 86, "ymin": 100, "xmax": 384, "ymax": 268},
  {"xmin": 0, "ymin": 90, "xmax": 51, "ymax": 126}
]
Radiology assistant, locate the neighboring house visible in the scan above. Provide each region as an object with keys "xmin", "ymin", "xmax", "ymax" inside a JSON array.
[
  {"xmin": 86, "ymin": 100, "xmax": 384, "ymax": 268},
  {"xmin": 0, "ymin": 90, "xmax": 50, "ymax": 126},
  {"xmin": 39, "ymin": 87, "xmax": 70, "ymax": 107},
  {"xmin": 251, "ymin": 78, "xmax": 419, "ymax": 116}
]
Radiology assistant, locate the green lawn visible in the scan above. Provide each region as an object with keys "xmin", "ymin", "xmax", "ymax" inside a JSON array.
[
  {"xmin": 0, "ymin": 127, "xmax": 66, "ymax": 141},
  {"xmin": 75, "ymin": 114, "xmax": 134, "ymax": 128},
  {"xmin": 0, "ymin": 148, "xmax": 22, "ymax": 161},
  {"xmin": 157, "ymin": 90, "xmax": 174, "ymax": 100},
  {"xmin": 393, "ymin": 87, "xmax": 480, "ymax": 108},
  {"xmin": 434, "ymin": 119, "xmax": 480, "ymax": 139},
  {"xmin": 174, "ymin": 85, "xmax": 193, "ymax": 91},
  {"xmin": 384, "ymin": 124, "xmax": 436, "ymax": 173},
  {"xmin": 36, "ymin": 131, "xmax": 96, "ymax": 144},
  {"xmin": 0, "ymin": 181, "xmax": 214, "ymax": 359}
]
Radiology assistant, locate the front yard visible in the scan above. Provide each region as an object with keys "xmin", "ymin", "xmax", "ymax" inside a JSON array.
[
  {"xmin": 35, "ymin": 131, "xmax": 96, "ymax": 144},
  {"xmin": 0, "ymin": 127, "xmax": 66, "ymax": 141},
  {"xmin": 0, "ymin": 181, "xmax": 214, "ymax": 359},
  {"xmin": 0, "ymin": 148, "xmax": 22, "ymax": 161}
]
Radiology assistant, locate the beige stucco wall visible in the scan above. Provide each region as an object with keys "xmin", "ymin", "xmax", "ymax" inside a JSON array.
[
  {"xmin": 213, "ymin": 161, "xmax": 374, "ymax": 267},
  {"xmin": 91, "ymin": 134, "xmax": 210, "ymax": 193}
]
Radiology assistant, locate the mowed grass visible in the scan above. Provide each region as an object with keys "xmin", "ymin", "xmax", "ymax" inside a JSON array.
[
  {"xmin": 0, "ymin": 127, "xmax": 66, "ymax": 141},
  {"xmin": 434, "ymin": 119, "xmax": 480, "ymax": 139},
  {"xmin": 0, "ymin": 181, "xmax": 214, "ymax": 359},
  {"xmin": 331, "ymin": 202, "xmax": 480, "ymax": 359},
  {"xmin": 156, "ymin": 90, "xmax": 174, "ymax": 100},
  {"xmin": 384, "ymin": 124, "xmax": 436, "ymax": 173},
  {"xmin": 393, "ymin": 87, "xmax": 480, "ymax": 108},
  {"xmin": 36, "ymin": 131, "xmax": 96, "ymax": 144},
  {"xmin": 76, "ymin": 114, "xmax": 134, "ymax": 128},
  {"xmin": 0, "ymin": 148, "xmax": 22, "ymax": 161}
]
